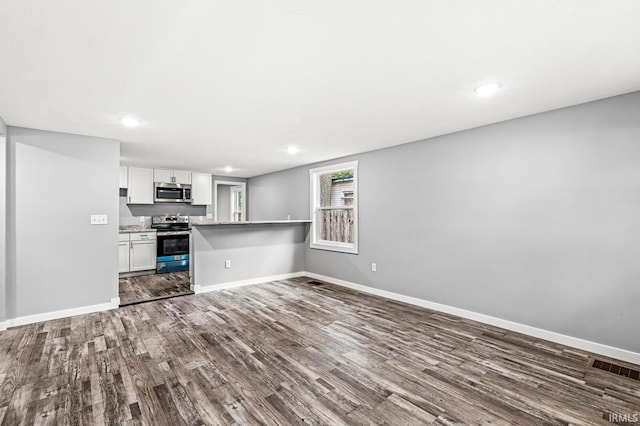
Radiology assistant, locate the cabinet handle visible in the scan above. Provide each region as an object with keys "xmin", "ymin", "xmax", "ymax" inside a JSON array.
[
  {"xmin": 128, "ymin": 196, "xmax": 131, "ymax": 203},
  {"xmin": 130, "ymin": 241, "xmax": 133, "ymax": 249}
]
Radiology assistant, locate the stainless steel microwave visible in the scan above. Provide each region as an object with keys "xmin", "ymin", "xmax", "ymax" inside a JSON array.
[{"xmin": 154, "ymin": 182, "xmax": 192, "ymax": 203}]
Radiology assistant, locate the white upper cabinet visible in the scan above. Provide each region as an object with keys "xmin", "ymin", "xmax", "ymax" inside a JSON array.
[
  {"xmin": 153, "ymin": 168, "xmax": 173, "ymax": 183},
  {"xmin": 154, "ymin": 168, "xmax": 191, "ymax": 184},
  {"xmin": 173, "ymin": 170, "xmax": 191, "ymax": 184},
  {"xmin": 191, "ymin": 172, "xmax": 212, "ymax": 205},
  {"xmin": 127, "ymin": 167, "xmax": 154, "ymax": 204},
  {"xmin": 119, "ymin": 166, "xmax": 128, "ymax": 189}
]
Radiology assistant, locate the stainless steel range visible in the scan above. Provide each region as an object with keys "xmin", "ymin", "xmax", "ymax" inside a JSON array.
[{"xmin": 152, "ymin": 215, "xmax": 190, "ymax": 274}]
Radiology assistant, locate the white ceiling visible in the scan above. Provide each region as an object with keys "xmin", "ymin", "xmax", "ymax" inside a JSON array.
[{"xmin": 1, "ymin": 1, "xmax": 639, "ymax": 177}]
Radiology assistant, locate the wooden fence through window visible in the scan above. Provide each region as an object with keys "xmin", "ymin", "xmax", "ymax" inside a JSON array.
[{"xmin": 320, "ymin": 209, "xmax": 354, "ymax": 243}]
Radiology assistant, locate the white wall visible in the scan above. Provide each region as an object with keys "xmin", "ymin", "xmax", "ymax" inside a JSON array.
[
  {"xmin": 7, "ymin": 127, "xmax": 120, "ymax": 318},
  {"xmin": 249, "ymin": 91, "xmax": 640, "ymax": 354}
]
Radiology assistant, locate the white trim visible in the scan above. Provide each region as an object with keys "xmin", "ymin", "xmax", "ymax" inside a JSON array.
[
  {"xmin": 194, "ymin": 272, "xmax": 305, "ymax": 294},
  {"xmin": 303, "ymin": 272, "xmax": 640, "ymax": 366},
  {"xmin": 0, "ymin": 321, "xmax": 7, "ymax": 331},
  {"xmin": 4, "ymin": 297, "xmax": 120, "ymax": 328}
]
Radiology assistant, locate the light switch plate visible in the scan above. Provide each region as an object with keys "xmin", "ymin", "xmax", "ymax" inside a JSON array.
[
  {"xmin": 206, "ymin": 213, "xmax": 213, "ymax": 219},
  {"xmin": 90, "ymin": 214, "xmax": 108, "ymax": 225}
]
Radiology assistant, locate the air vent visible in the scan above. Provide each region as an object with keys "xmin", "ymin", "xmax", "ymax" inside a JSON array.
[
  {"xmin": 590, "ymin": 358, "xmax": 640, "ymax": 381},
  {"xmin": 307, "ymin": 280, "xmax": 325, "ymax": 286}
]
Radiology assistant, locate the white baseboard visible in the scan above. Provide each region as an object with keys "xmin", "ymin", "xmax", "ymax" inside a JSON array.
[
  {"xmin": 4, "ymin": 297, "xmax": 120, "ymax": 329},
  {"xmin": 194, "ymin": 272, "xmax": 306, "ymax": 294},
  {"xmin": 303, "ymin": 272, "xmax": 640, "ymax": 366},
  {"xmin": 0, "ymin": 321, "xmax": 6, "ymax": 331}
]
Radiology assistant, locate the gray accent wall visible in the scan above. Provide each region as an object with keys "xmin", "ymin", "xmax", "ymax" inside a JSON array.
[
  {"xmin": 191, "ymin": 223, "xmax": 307, "ymax": 286},
  {"xmin": 119, "ymin": 195, "xmax": 206, "ymax": 226},
  {"xmin": 249, "ymin": 167, "xmax": 309, "ymax": 220},
  {"xmin": 7, "ymin": 127, "xmax": 119, "ymax": 318},
  {"xmin": 248, "ymin": 91, "xmax": 640, "ymax": 353},
  {"xmin": 0, "ymin": 118, "xmax": 6, "ymax": 324},
  {"xmin": 216, "ymin": 185, "xmax": 231, "ymax": 221}
]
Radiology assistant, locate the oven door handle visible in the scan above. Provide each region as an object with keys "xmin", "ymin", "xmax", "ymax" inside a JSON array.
[{"xmin": 157, "ymin": 231, "xmax": 191, "ymax": 236}]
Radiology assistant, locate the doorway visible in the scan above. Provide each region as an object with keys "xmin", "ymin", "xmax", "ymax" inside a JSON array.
[{"xmin": 214, "ymin": 180, "xmax": 246, "ymax": 222}]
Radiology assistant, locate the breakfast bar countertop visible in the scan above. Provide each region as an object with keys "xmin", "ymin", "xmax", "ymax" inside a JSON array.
[
  {"xmin": 118, "ymin": 225, "xmax": 156, "ymax": 233},
  {"xmin": 191, "ymin": 220, "xmax": 311, "ymax": 226}
]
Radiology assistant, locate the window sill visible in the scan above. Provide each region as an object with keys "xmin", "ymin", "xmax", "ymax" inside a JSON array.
[{"xmin": 310, "ymin": 241, "xmax": 358, "ymax": 254}]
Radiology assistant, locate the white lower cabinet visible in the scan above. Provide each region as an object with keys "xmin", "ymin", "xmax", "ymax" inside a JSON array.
[
  {"xmin": 118, "ymin": 235, "xmax": 130, "ymax": 273},
  {"xmin": 119, "ymin": 232, "xmax": 156, "ymax": 273}
]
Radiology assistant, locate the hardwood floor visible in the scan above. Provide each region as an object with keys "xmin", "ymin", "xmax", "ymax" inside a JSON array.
[
  {"xmin": 1, "ymin": 277, "xmax": 639, "ymax": 425},
  {"xmin": 119, "ymin": 271, "xmax": 193, "ymax": 306}
]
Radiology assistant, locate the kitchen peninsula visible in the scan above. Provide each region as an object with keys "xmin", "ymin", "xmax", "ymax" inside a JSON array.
[{"xmin": 190, "ymin": 220, "xmax": 311, "ymax": 293}]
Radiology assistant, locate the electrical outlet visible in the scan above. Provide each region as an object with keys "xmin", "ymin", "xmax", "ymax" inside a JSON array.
[
  {"xmin": 225, "ymin": 260, "xmax": 231, "ymax": 269},
  {"xmin": 90, "ymin": 214, "xmax": 108, "ymax": 225},
  {"xmin": 371, "ymin": 263, "xmax": 377, "ymax": 272},
  {"xmin": 206, "ymin": 213, "xmax": 213, "ymax": 219},
  {"xmin": 139, "ymin": 216, "xmax": 145, "ymax": 222}
]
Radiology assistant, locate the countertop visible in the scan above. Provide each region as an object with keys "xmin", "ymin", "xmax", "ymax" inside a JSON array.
[
  {"xmin": 191, "ymin": 220, "xmax": 311, "ymax": 226},
  {"xmin": 119, "ymin": 225, "xmax": 156, "ymax": 233}
]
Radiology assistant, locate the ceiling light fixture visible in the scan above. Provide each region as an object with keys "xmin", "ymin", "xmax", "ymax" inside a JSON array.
[
  {"xmin": 224, "ymin": 166, "xmax": 233, "ymax": 173},
  {"xmin": 120, "ymin": 116, "xmax": 141, "ymax": 127},
  {"xmin": 286, "ymin": 146, "xmax": 299, "ymax": 155},
  {"xmin": 474, "ymin": 82, "xmax": 501, "ymax": 97}
]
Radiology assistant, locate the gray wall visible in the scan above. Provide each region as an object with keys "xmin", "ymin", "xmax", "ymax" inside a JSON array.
[
  {"xmin": 119, "ymin": 194, "xmax": 206, "ymax": 226},
  {"xmin": 192, "ymin": 223, "xmax": 308, "ymax": 286},
  {"xmin": 216, "ymin": 185, "xmax": 231, "ymax": 221},
  {"xmin": 249, "ymin": 167, "xmax": 309, "ymax": 220},
  {"xmin": 7, "ymin": 127, "xmax": 120, "ymax": 317},
  {"xmin": 248, "ymin": 91, "xmax": 640, "ymax": 353},
  {"xmin": 0, "ymin": 118, "xmax": 6, "ymax": 324}
]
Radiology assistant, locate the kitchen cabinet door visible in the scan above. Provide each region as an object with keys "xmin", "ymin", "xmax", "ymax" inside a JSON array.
[
  {"xmin": 191, "ymin": 172, "xmax": 212, "ymax": 205},
  {"xmin": 119, "ymin": 166, "xmax": 128, "ymax": 189},
  {"xmin": 173, "ymin": 170, "xmax": 191, "ymax": 184},
  {"xmin": 153, "ymin": 168, "xmax": 173, "ymax": 183},
  {"xmin": 118, "ymin": 241, "xmax": 130, "ymax": 273},
  {"xmin": 153, "ymin": 169, "xmax": 191, "ymax": 184},
  {"xmin": 127, "ymin": 167, "xmax": 154, "ymax": 204},
  {"xmin": 130, "ymin": 240, "xmax": 157, "ymax": 271}
]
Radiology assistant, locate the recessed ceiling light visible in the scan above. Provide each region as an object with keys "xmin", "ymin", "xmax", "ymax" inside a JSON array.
[
  {"xmin": 286, "ymin": 146, "xmax": 299, "ymax": 155},
  {"xmin": 120, "ymin": 116, "xmax": 141, "ymax": 127},
  {"xmin": 224, "ymin": 166, "xmax": 233, "ymax": 173},
  {"xmin": 474, "ymin": 83, "xmax": 501, "ymax": 97}
]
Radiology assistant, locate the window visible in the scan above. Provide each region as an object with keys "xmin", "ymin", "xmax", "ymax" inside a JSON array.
[{"xmin": 309, "ymin": 161, "xmax": 358, "ymax": 254}]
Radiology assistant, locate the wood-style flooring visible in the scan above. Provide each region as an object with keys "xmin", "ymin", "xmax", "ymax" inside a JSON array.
[
  {"xmin": 1, "ymin": 277, "xmax": 639, "ymax": 425},
  {"xmin": 119, "ymin": 271, "xmax": 193, "ymax": 306}
]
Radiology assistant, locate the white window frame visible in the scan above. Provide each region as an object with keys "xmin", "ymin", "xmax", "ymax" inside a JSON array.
[{"xmin": 309, "ymin": 160, "xmax": 359, "ymax": 254}]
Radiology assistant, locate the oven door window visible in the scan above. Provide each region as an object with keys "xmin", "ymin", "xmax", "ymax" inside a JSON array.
[{"xmin": 158, "ymin": 235, "xmax": 189, "ymax": 256}]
